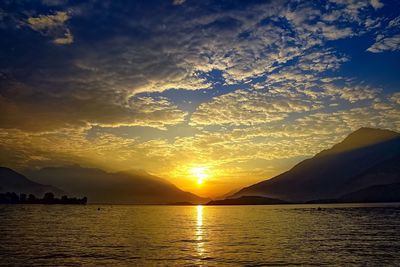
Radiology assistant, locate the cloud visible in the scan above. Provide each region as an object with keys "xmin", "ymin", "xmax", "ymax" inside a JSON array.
[
  {"xmin": 0, "ymin": 0, "xmax": 328, "ymax": 134},
  {"xmin": 53, "ymin": 28, "xmax": 73, "ymax": 44},
  {"xmin": 0, "ymin": 89, "xmax": 187, "ymax": 132},
  {"xmin": 390, "ymin": 92, "xmax": 400, "ymax": 105},
  {"xmin": 173, "ymin": 0, "xmax": 185, "ymax": 5},
  {"xmin": 328, "ymin": 0, "xmax": 369, "ymax": 21},
  {"xmin": 370, "ymin": 0, "xmax": 384, "ymax": 10},
  {"xmin": 388, "ymin": 17, "xmax": 400, "ymax": 29},
  {"xmin": 190, "ymin": 88, "xmax": 322, "ymax": 127},
  {"xmin": 367, "ymin": 34, "xmax": 400, "ymax": 53},
  {"xmin": 296, "ymin": 106, "xmax": 400, "ymax": 134},
  {"xmin": 320, "ymin": 25, "xmax": 354, "ymax": 40},
  {"xmin": 41, "ymin": 0, "xmax": 68, "ymax": 6},
  {"xmin": 324, "ymin": 84, "xmax": 380, "ymax": 102},
  {"xmin": 5, "ymin": 0, "xmax": 386, "ymax": 101},
  {"xmin": 296, "ymin": 50, "xmax": 349, "ymax": 72},
  {"xmin": 27, "ymin": 11, "xmax": 73, "ymax": 45},
  {"xmin": 27, "ymin": 11, "xmax": 69, "ymax": 30}
]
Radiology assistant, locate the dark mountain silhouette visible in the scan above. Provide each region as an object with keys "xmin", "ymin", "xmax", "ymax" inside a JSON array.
[
  {"xmin": 338, "ymin": 183, "xmax": 400, "ymax": 203},
  {"xmin": 24, "ymin": 165, "xmax": 209, "ymax": 204},
  {"xmin": 231, "ymin": 128, "xmax": 400, "ymax": 202},
  {"xmin": 215, "ymin": 187, "xmax": 241, "ymax": 200},
  {"xmin": 308, "ymin": 183, "xmax": 400, "ymax": 204},
  {"xmin": 338, "ymin": 154, "xmax": 400, "ymax": 196},
  {"xmin": 0, "ymin": 167, "xmax": 63, "ymax": 196},
  {"xmin": 207, "ymin": 196, "xmax": 289, "ymax": 205}
]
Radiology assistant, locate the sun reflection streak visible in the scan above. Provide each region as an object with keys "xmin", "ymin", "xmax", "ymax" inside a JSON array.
[
  {"xmin": 197, "ymin": 205, "xmax": 203, "ymax": 227},
  {"xmin": 196, "ymin": 205, "xmax": 205, "ymax": 258}
]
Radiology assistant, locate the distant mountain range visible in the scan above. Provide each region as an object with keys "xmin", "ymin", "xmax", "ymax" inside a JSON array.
[
  {"xmin": 0, "ymin": 167, "xmax": 64, "ymax": 197},
  {"xmin": 23, "ymin": 165, "xmax": 209, "ymax": 204},
  {"xmin": 230, "ymin": 127, "xmax": 400, "ymax": 203}
]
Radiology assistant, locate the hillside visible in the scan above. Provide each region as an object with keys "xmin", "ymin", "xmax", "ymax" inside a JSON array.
[
  {"xmin": 25, "ymin": 165, "xmax": 209, "ymax": 204},
  {"xmin": 0, "ymin": 167, "xmax": 63, "ymax": 196},
  {"xmin": 339, "ymin": 183, "xmax": 400, "ymax": 203},
  {"xmin": 231, "ymin": 128, "xmax": 400, "ymax": 202}
]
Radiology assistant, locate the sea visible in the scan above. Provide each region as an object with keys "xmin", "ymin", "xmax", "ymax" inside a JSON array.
[{"xmin": 1, "ymin": 204, "xmax": 400, "ymax": 266}]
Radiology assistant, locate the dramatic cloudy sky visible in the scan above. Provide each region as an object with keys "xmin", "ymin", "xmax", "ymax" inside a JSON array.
[{"xmin": 0, "ymin": 0, "xmax": 399, "ymax": 197}]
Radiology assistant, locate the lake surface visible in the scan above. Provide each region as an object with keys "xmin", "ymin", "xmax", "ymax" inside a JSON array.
[{"xmin": 1, "ymin": 204, "xmax": 400, "ymax": 266}]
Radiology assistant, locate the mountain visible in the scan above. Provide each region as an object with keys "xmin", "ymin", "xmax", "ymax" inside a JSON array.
[
  {"xmin": 231, "ymin": 128, "xmax": 400, "ymax": 202},
  {"xmin": 207, "ymin": 196, "xmax": 289, "ymax": 205},
  {"xmin": 24, "ymin": 165, "xmax": 209, "ymax": 204},
  {"xmin": 0, "ymin": 167, "xmax": 63, "ymax": 196},
  {"xmin": 338, "ymin": 183, "xmax": 400, "ymax": 203},
  {"xmin": 215, "ymin": 187, "xmax": 241, "ymax": 200},
  {"xmin": 308, "ymin": 183, "xmax": 400, "ymax": 204}
]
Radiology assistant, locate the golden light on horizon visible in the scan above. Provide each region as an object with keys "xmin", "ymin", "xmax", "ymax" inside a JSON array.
[{"xmin": 168, "ymin": 163, "xmax": 267, "ymax": 198}]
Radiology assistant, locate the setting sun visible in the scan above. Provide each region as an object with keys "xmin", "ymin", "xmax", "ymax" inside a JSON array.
[{"xmin": 191, "ymin": 167, "xmax": 209, "ymax": 185}]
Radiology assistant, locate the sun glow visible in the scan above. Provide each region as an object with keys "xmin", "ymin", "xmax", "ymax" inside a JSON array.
[{"xmin": 190, "ymin": 167, "xmax": 209, "ymax": 185}]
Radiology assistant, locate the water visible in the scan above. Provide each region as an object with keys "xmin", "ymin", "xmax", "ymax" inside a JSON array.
[{"xmin": 1, "ymin": 204, "xmax": 400, "ymax": 266}]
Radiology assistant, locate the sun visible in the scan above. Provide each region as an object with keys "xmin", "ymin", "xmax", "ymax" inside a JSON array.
[{"xmin": 190, "ymin": 167, "xmax": 209, "ymax": 185}]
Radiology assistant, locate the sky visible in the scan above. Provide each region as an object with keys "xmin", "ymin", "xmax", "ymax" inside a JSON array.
[{"xmin": 0, "ymin": 0, "xmax": 399, "ymax": 197}]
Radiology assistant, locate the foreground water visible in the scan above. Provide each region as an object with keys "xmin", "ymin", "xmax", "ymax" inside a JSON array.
[{"xmin": 1, "ymin": 204, "xmax": 400, "ymax": 266}]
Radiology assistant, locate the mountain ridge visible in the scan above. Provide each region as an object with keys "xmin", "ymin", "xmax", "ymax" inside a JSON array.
[
  {"xmin": 24, "ymin": 165, "xmax": 209, "ymax": 204},
  {"xmin": 0, "ymin": 167, "xmax": 64, "ymax": 196},
  {"xmin": 231, "ymin": 127, "xmax": 400, "ymax": 202}
]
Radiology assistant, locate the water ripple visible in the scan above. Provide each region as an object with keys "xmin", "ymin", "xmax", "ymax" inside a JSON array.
[{"xmin": 1, "ymin": 204, "xmax": 400, "ymax": 266}]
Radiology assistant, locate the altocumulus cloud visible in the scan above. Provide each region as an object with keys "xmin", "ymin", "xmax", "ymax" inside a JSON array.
[
  {"xmin": 27, "ymin": 11, "xmax": 73, "ymax": 44},
  {"xmin": 189, "ymin": 89, "xmax": 322, "ymax": 127},
  {"xmin": 367, "ymin": 34, "xmax": 400, "ymax": 53}
]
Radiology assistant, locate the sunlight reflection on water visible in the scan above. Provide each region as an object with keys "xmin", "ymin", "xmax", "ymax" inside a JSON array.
[
  {"xmin": 195, "ymin": 205, "xmax": 204, "ymax": 260},
  {"xmin": 1, "ymin": 203, "xmax": 400, "ymax": 266}
]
